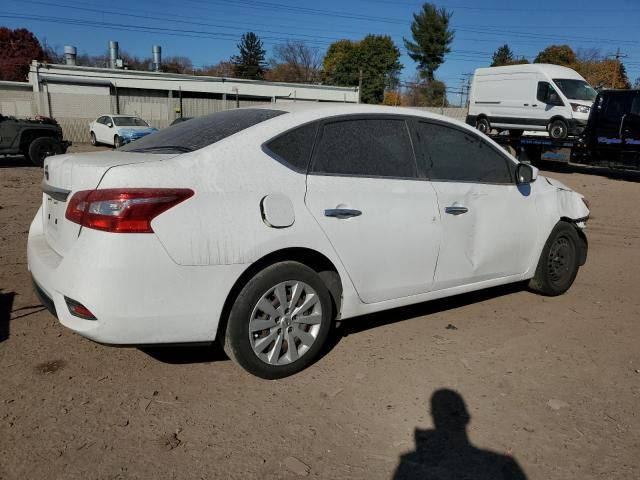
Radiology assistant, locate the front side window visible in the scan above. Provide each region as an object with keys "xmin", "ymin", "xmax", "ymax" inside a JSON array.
[
  {"xmin": 311, "ymin": 118, "xmax": 416, "ymax": 178},
  {"xmin": 537, "ymin": 82, "xmax": 563, "ymax": 105},
  {"xmin": 113, "ymin": 116, "xmax": 149, "ymax": 127},
  {"xmin": 412, "ymin": 121, "xmax": 513, "ymax": 184},
  {"xmin": 553, "ymin": 79, "xmax": 597, "ymax": 102}
]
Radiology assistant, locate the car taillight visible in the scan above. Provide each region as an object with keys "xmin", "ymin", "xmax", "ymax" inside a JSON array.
[{"xmin": 65, "ymin": 188, "xmax": 194, "ymax": 233}]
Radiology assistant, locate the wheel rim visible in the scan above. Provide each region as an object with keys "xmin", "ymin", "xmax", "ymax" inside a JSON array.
[
  {"xmin": 477, "ymin": 120, "xmax": 489, "ymax": 133},
  {"xmin": 249, "ymin": 280, "xmax": 323, "ymax": 366},
  {"xmin": 550, "ymin": 123, "xmax": 566, "ymax": 138},
  {"xmin": 91, "ymin": 133, "xmax": 96, "ymax": 145},
  {"xmin": 547, "ymin": 237, "xmax": 575, "ymax": 285}
]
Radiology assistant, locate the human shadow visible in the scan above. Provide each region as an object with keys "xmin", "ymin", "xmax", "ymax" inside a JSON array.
[
  {"xmin": 393, "ymin": 389, "xmax": 527, "ymax": 480},
  {"xmin": 0, "ymin": 290, "xmax": 16, "ymax": 343}
]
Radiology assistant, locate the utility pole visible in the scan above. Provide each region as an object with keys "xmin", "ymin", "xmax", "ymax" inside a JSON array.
[
  {"xmin": 609, "ymin": 48, "xmax": 627, "ymax": 88},
  {"xmin": 459, "ymin": 77, "xmax": 465, "ymax": 107},
  {"xmin": 358, "ymin": 68, "xmax": 363, "ymax": 104}
]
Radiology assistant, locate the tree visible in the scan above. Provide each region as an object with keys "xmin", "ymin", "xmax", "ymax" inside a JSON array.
[
  {"xmin": 404, "ymin": 3, "xmax": 454, "ymax": 81},
  {"xmin": 0, "ymin": 27, "xmax": 47, "ymax": 81},
  {"xmin": 534, "ymin": 45, "xmax": 577, "ymax": 66},
  {"xmin": 160, "ymin": 56, "xmax": 193, "ymax": 74},
  {"xmin": 490, "ymin": 44, "xmax": 529, "ymax": 67},
  {"xmin": 231, "ymin": 32, "xmax": 266, "ymax": 79},
  {"xmin": 198, "ymin": 61, "xmax": 234, "ymax": 77},
  {"xmin": 406, "ymin": 79, "xmax": 448, "ymax": 107},
  {"xmin": 323, "ymin": 35, "xmax": 402, "ymax": 104},
  {"xmin": 265, "ymin": 40, "xmax": 321, "ymax": 83}
]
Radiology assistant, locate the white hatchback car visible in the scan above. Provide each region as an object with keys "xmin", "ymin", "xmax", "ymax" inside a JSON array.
[
  {"xmin": 89, "ymin": 114, "xmax": 158, "ymax": 148},
  {"xmin": 29, "ymin": 104, "xmax": 589, "ymax": 378}
]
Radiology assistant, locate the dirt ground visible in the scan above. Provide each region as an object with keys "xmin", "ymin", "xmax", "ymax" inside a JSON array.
[{"xmin": 1, "ymin": 145, "xmax": 639, "ymax": 480}]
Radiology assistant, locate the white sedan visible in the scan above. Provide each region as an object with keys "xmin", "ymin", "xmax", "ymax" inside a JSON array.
[
  {"xmin": 28, "ymin": 104, "xmax": 589, "ymax": 379},
  {"xmin": 89, "ymin": 114, "xmax": 158, "ymax": 148}
]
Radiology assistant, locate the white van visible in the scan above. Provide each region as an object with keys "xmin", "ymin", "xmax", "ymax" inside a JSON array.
[{"xmin": 466, "ymin": 64, "xmax": 597, "ymax": 138}]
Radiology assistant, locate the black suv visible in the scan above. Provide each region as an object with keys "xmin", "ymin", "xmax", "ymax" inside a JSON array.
[{"xmin": 0, "ymin": 114, "xmax": 70, "ymax": 166}]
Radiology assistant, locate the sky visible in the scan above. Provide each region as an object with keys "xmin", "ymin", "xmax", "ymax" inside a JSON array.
[{"xmin": 3, "ymin": 0, "xmax": 640, "ymax": 103}]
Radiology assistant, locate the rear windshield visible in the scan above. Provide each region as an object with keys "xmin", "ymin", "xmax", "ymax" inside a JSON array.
[
  {"xmin": 113, "ymin": 117, "xmax": 148, "ymax": 127},
  {"xmin": 120, "ymin": 108, "xmax": 286, "ymax": 154},
  {"xmin": 552, "ymin": 79, "xmax": 597, "ymax": 102}
]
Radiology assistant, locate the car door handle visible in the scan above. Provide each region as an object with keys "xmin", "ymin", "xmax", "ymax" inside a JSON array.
[
  {"xmin": 524, "ymin": 103, "xmax": 529, "ymax": 106},
  {"xmin": 445, "ymin": 206, "xmax": 469, "ymax": 215},
  {"xmin": 532, "ymin": 104, "xmax": 538, "ymax": 107},
  {"xmin": 324, "ymin": 208, "xmax": 362, "ymax": 219}
]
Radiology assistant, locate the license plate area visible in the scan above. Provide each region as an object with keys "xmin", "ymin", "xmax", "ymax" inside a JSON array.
[{"xmin": 44, "ymin": 194, "xmax": 65, "ymax": 237}]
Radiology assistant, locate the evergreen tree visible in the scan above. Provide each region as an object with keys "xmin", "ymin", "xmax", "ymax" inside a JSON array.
[
  {"xmin": 491, "ymin": 44, "xmax": 515, "ymax": 67},
  {"xmin": 231, "ymin": 32, "xmax": 266, "ymax": 79},
  {"xmin": 403, "ymin": 3, "xmax": 454, "ymax": 81}
]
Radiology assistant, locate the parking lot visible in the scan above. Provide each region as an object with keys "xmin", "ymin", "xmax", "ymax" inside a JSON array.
[{"xmin": 1, "ymin": 145, "xmax": 639, "ymax": 479}]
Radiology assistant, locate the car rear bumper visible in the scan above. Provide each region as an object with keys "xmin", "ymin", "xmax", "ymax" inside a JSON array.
[{"xmin": 27, "ymin": 207, "xmax": 247, "ymax": 345}]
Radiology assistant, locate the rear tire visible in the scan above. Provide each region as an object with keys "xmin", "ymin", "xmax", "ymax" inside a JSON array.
[
  {"xmin": 223, "ymin": 261, "xmax": 333, "ymax": 379},
  {"xmin": 27, "ymin": 137, "xmax": 62, "ymax": 167},
  {"xmin": 548, "ymin": 119, "xmax": 569, "ymax": 139},
  {"xmin": 529, "ymin": 222, "xmax": 581, "ymax": 296},
  {"xmin": 476, "ymin": 117, "xmax": 491, "ymax": 134},
  {"xmin": 90, "ymin": 131, "xmax": 97, "ymax": 146}
]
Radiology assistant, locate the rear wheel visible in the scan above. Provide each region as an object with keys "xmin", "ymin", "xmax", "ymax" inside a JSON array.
[
  {"xmin": 114, "ymin": 135, "xmax": 123, "ymax": 148},
  {"xmin": 26, "ymin": 137, "xmax": 62, "ymax": 167},
  {"xmin": 90, "ymin": 131, "xmax": 97, "ymax": 146},
  {"xmin": 548, "ymin": 119, "xmax": 569, "ymax": 139},
  {"xmin": 476, "ymin": 117, "xmax": 491, "ymax": 134},
  {"xmin": 223, "ymin": 261, "xmax": 333, "ymax": 379},
  {"xmin": 529, "ymin": 222, "xmax": 580, "ymax": 296}
]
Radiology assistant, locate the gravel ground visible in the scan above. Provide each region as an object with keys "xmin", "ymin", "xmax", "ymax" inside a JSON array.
[{"xmin": 1, "ymin": 145, "xmax": 639, "ymax": 479}]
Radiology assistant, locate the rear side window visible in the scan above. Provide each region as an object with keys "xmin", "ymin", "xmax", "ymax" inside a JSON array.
[
  {"xmin": 311, "ymin": 118, "xmax": 416, "ymax": 178},
  {"xmin": 412, "ymin": 121, "xmax": 513, "ymax": 184},
  {"xmin": 120, "ymin": 108, "xmax": 286, "ymax": 153},
  {"xmin": 264, "ymin": 122, "xmax": 318, "ymax": 172}
]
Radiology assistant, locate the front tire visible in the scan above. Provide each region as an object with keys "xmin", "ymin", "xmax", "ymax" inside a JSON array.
[
  {"xmin": 548, "ymin": 119, "xmax": 569, "ymax": 139},
  {"xmin": 529, "ymin": 222, "xmax": 581, "ymax": 296},
  {"xmin": 114, "ymin": 135, "xmax": 123, "ymax": 148},
  {"xmin": 223, "ymin": 261, "xmax": 333, "ymax": 379},
  {"xmin": 27, "ymin": 137, "xmax": 62, "ymax": 167},
  {"xmin": 90, "ymin": 131, "xmax": 97, "ymax": 146}
]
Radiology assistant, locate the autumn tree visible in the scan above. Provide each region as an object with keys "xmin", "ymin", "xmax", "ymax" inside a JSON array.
[
  {"xmin": 534, "ymin": 45, "xmax": 577, "ymax": 66},
  {"xmin": 231, "ymin": 32, "xmax": 266, "ymax": 79},
  {"xmin": 265, "ymin": 40, "xmax": 321, "ymax": 83},
  {"xmin": 404, "ymin": 3, "xmax": 454, "ymax": 81},
  {"xmin": 198, "ymin": 61, "xmax": 234, "ymax": 77},
  {"xmin": 403, "ymin": 77, "xmax": 448, "ymax": 107},
  {"xmin": 0, "ymin": 27, "xmax": 47, "ymax": 81},
  {"xmin": 323, "ymin": 35, "xmax": 402, "ymax": 104}
]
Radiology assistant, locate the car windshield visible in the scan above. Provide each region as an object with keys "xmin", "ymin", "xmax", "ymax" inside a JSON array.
[
  {"xmin": 552, "ymin": 79, "xmax": 597, "ymax": 102},
  {"xmin": 113, "ymin": 117, "xmax": 149, "ymax": 127},
  {"xmin": 120, "ymin": 108, "xmax": 286, "ymax": 154}
]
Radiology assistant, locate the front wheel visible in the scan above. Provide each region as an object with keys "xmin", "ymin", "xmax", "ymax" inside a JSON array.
[
  {"xmin": 114, "ymin": 135, "xmax": 123, "ymax": 148},
  {"xmin": 90, "ymin": 131, "xmax": 97, "ymax": 146},
  {"xmin": 548, "ymin": 119, "xmax": 569, "ymax": 139},
  {"xmin": 27, "ymin": 137, "xmax": 62, "ymax": 167},
  {"xmin": 529, "ymin": 222, "xmax": 581, "ymax": 296},
  {"xmin": 223, "ymin": 261, "xmax": 333, "ymax": 379}
]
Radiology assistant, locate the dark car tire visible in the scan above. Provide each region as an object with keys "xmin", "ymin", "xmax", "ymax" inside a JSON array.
[
  {"xmin": 529, "ymin": 222, "xmax": 581, "ymax": 296},
  {"xmin": 476, "ymin": 117, "xmax": 491, "ymax": 134},
  {"xmin": 223, "ymin": 261, "xmax": 333, "ymax": 379},
  {"xmin": 114, "ymin": 135, "xmax": 123, "ymax": 149},
  {"xmin": 27, "ymin": 137, "xmax": 62, "ymax": 167},
  {"xmin": 548, "ymin": 119, "xmax": 569, "ymax": 139},
  {"xmin": 90, "ymin": 131, "xmax": 97, "ymax": 146}
]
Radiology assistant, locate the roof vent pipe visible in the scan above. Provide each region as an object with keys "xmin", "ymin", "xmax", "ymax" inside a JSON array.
[
  {"xmin": 109, "ymin": 41, "xmax": 119, "ymax": 69},
  {"xmin": 152, "ymin": 45, "xmax": 162, "ymax": 72},
  {"xmin": 63, "ymin": 45, "xmax": 77, "ymax": 65}
]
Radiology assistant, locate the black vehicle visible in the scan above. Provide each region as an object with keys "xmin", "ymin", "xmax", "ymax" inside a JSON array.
[
  {"xmin": 0, "ymin": 114, "xmax": 71, "ymax": 166},
  {"xmin": 487, "ymin": 89, "xmax": 640, "ymax": 170}
]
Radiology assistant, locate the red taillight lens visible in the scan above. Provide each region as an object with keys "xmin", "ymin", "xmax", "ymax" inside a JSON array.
[{"xmin": 65, "ymin": 188, "xmax": 194, "ymax": 233}]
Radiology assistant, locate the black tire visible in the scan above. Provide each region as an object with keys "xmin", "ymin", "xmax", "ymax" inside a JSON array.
[
  {"xmin": 223, "ymin": 261, "xmax": 333, "ymax": 379},
  {"xmin": 476, "ymin": 117, "xmax": 491, "ymax": 134},
  {"xmin": 90, "ymin": 131, "xmax": 97, "ymax": 146},
  {"xmin": 27, "ymin": 136, "xmax": 62, "ymax": 167},
  {"xmin": 529, "ymin": 222, "xmax": 581, "ymax": 296},
  {"xmin": 114, "ymin": 135, "xmax": 123, "ymax": 149},
  {"xmin": 548, "ymin": 119, "xmax": 569, "ymax": 139}
]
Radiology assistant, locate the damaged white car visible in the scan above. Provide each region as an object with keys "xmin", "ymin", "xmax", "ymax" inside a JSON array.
[{"xmin": 28, "ymin": 104, "xmax": 589, "ymax": 379}]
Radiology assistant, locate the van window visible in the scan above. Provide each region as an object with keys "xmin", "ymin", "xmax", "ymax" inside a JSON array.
[
  {"xmin": 412, "ymin": 121, "xmax": 513, "ymax": 184},
  {"xmin": 311, "ymin": 118, "xmax": 416, "ymax": 178},
  {"xmin": 537, "ymin": 82, "xmax": 563, "ymax": 105},
  {"xmin": 553, "ymin": 79, "xmax": 597, "ymax": 102}
]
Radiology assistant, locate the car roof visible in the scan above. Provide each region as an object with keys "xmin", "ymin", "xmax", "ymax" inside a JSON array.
[{"xmin": 98, "ymin": 114, "xmax": 142, "ymax": 118}]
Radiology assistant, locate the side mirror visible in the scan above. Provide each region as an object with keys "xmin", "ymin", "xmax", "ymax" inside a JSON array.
[
  {"xmin": 107, "ymin": 122, "xmax": 113, "ymax": 128},
  {"xmin": 516, "ymin": 163, "xmax": 538, "ymax": 184}
]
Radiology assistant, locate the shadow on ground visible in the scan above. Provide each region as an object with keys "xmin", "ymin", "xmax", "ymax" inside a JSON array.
[
  {"xmin": 0, "ymin": 290, "xmax": 16, "ymax": 343},
  {"xmin": 141, "ymin": 282, "xmax": 527, "ymax": 366},
  {"xmin": 393, "ymin": 389, "xmax": 527, "ymax": 479},
  {"xmin": 0, "ymin": 155, "xmax": 36, "ymax": 168}
]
